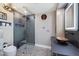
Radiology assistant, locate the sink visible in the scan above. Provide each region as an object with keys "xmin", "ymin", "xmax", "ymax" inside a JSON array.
[{"xmin": 56, "ymin": 37, "xmax": 68, "ymax": 45}]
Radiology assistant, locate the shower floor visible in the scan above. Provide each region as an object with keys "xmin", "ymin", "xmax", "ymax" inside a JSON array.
[{"xmin": 16, "ymin": 44, "xmax": 51, "ymax": 56}]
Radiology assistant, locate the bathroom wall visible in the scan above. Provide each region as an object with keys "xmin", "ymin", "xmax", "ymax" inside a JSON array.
[
  {"xmin": 0, "ymin": 4, "xmax": 14, "ymax": 45},
  {"xmin": 35, "ymin": 11, "xmax": 56, "ymax": 48},
  {"xmin": 56, "ymin": 9, "xmax": 65, "ymax": 37}
]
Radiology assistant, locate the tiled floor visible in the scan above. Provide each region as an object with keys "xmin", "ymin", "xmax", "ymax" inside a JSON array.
[{"xmin": 16, "ymin": 44, "xmax": 51, "ymax": 56}]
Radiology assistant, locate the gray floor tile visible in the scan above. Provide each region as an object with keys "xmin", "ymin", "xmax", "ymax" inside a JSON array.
[{"xmin": 16, "ymin": 44, "xmax": 51, "ymax": 56}]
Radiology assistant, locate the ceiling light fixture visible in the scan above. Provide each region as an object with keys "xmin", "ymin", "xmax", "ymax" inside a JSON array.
[{"xmin": 2, "ymin": 3, "xmax": 14, "ymax": 12}]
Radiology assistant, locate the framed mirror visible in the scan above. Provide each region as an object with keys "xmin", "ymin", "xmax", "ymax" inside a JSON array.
[
  {"xmin": 41, "ymin": 14, "xmax": 47, "ymax": 20},
  {"xmin": 65, "ymin": 3, "xmax": 78, "ymax": 31}
]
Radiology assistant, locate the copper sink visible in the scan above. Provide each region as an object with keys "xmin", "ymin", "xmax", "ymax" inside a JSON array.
[{"xmin": 56, "ymin": 37, "xmax": 68, "ymax": 45}]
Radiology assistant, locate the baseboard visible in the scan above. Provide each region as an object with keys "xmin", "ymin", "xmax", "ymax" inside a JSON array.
[{"xmin": 35, "ymin": 44, "xmax": 51, "ymax": 50}]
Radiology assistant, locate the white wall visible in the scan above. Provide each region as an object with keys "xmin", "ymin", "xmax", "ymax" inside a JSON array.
[
  {"xmin": 35, "ymin": 12, "xmax": 56, "ymax": 48},
  {"xmin": 0, "ymin": 4, "xmax": 13, "ymax": 45},
  {"xmin": 56, "ymin": 9, "xmax": 65, "ymax": 37}
]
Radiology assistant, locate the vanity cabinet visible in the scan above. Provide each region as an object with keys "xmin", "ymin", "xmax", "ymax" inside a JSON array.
[
  {"xmin": 65, "ymin": 31, "xmax": 79, "ymax": 48},
  {"xmin": 51, "ymin": 37, "xmax": 79, "ymax": 56}
]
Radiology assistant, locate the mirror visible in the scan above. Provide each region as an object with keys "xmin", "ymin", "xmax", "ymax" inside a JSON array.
[{"xmin": 65, "ymin": 3, "xmax": 78, "ymax": 31}]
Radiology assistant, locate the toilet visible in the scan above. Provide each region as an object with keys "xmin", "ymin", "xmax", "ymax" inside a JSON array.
[{"xmin": 3, "ymin": 45, "xmax": 17, "ymax": 56}]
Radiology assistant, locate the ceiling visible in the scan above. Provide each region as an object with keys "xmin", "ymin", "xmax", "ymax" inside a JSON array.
[
  {"xmin": 12, "ymin": 3, "xmax": 66, "ymax": 14},
  {"xmin": 22, "ymin": 3, "xmax": 58, "ymax": 14}
]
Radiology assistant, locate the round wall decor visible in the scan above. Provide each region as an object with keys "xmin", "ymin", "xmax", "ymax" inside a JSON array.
[{"xmin": 41, "ymin": 14, "xmax": 47, "ymax": 20}]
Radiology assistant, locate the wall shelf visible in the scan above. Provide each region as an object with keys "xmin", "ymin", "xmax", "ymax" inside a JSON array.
[{"xmin": 0, "ymin": 19, "xmax": 12, "ymax": 26}]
